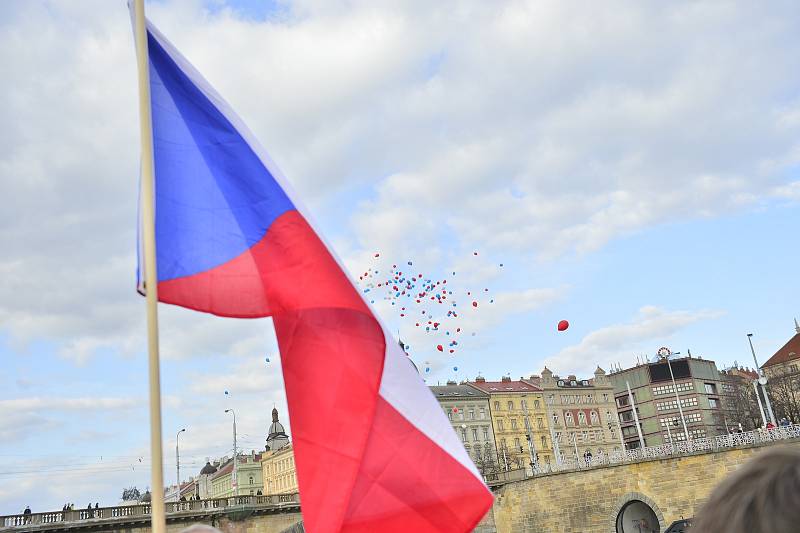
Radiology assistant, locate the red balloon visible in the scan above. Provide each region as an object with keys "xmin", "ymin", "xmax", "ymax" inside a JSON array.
[
  {"xmin": 557, "ymin": 320, "xmax": 569, "ymax": 332},
  {"xmin": 437, "ymin": 345, "xmax": 444, "ymax": 352},
  {"xmin": 472, "ymin": 301, "xmax": 478, "ymax": 307}
]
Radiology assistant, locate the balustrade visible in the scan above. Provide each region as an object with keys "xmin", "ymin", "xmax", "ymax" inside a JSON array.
[
  {"xmin": 0, "ymin": 493, "xmax": 300, "ymax": 529},
  {"xmin": 514, "ymin": 424, "xmax": 800, "ymax": 479}
]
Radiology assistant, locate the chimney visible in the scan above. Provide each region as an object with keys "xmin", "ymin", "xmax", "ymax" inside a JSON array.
[
  {"xmin": 475, "ymin": 375, "xmax": 486, "ymax": 383},
  {"xmin": 501, "ymin": 376, "xmax": 511, "ymax": 382},
  {"xmin": 795, "ymin": 318, "xmax": 800, "ymax": 334},
  {"xmin": 446, "ymin": 379, "xmax": 457, "ymax": 385}
]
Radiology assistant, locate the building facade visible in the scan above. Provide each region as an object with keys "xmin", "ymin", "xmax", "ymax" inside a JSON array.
[
  {"xmin": 430, "ymin": 381, "xmax": 499, "ymax": 476},
  {"xmin": 467, "ymin": 376, "xmax": 552, "ymax": 470},
  {"xmin": 526, "ymin": 367, "xmax": 623, "ymax": 462},
  {"xmin": 261, "ymin": 444, "xmax": 298, "ymax": 494},
  {"xmin": 209, "ymin": 452, "xmax": 264, "ymax": 498},
  {"xmin": 609, "ymin": 354, "xmax": 727, "ymax": 448},
  {"xmin": 260, "ymin": 407, "xmax": 297, "ymax": 495}
]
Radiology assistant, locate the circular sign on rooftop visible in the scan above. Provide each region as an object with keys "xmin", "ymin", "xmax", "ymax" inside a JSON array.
[
  {"xmin": 758, "ymin": 376, "xmax": 768, "ymax": 385},
  {"xmin": 657, "ymin": 347, "xmax": 671, "ymax": 358}
]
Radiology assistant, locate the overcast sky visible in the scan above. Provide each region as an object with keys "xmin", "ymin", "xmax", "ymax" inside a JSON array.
[{"xmin": 1, "ymin": 0, "xmax": 799, "ymax": 514}]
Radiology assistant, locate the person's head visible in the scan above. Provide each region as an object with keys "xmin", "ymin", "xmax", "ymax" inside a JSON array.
[{"xmin": 692, "ymin": 446, "xmax": 800, "ymax": 533}]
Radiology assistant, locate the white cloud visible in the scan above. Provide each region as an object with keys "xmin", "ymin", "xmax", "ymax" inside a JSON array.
[
  {"xmin": 1, "ymin": 0, "xmax": 798, "ymax": 364},
  {"xmin": 541, "ymin": 305, "xmax": 724, "ymax": 376}
]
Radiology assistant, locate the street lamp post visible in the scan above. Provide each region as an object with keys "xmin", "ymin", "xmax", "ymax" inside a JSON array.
[
  {"xmin": 521, "ymin": 401, "xmax": 538, "ymax": 473},
  {"xmin": 225, "ymin": 409, "xmax": 238, "ymax": 497},
  {"xmin": 748, "ymin": 334, "xmax": 776, "ymax": 425},
  {"xmin": 176, "ymin": 428, "xmax": 186, "ymax": 502},
  {"xmin": 662, "ymin": 349, "xmax": 690, "ymax": 442}
]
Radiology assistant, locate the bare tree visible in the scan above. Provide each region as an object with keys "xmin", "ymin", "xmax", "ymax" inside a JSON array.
[
  {"xmin": 721, "ymin": 372, "xmax": 760, "ymax": 431},
  {"xmin": 767, "ymin": 369, "xmax": 800, "ymax": 423}
]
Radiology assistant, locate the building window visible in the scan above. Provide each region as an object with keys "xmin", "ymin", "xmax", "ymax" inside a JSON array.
[
  {"xmin": 468, "ymin": 409, "xmax": 475, "ymax": 420},
  {"xmin": 709, "ymin": 398, "xmax": 719, "ymax": 409},
  {"xmin": 461, "ymin": 428, "xmax": 467, "ymax": 441},
  {"xmin": 537, "ymin": 418, "xmax": 544, "ymax": 429},
  {"xmin": 656, "ymin": 397, "xmax": 699, "ymax": 411},
  {"xmin": 472, "ymin": 428, "xmax": 478, "ymax": 440},
  {"xmin": 578, "ymin": 412, "xmax": 587, "ymax": 425},
  {"xmin": 249, "ymin": 476, "xmax": 254, "ymax": 485},
  {"xmin": 479, "ymin": 408, "xmax": 486, "ymax": 419},
  {"xmin": 483, "ymin": 427, "xmax": 489, "ymax": 440},
  {"xmin": 548, "ymin": 394, "xmax": 555, "ymax": 405},
  {"xmin": 534, "ymin": 400, "xmax": 541, "ymax": 409},
  {"xmin": 603, "ymin": 393, "xmax": 609, "ymax": 402},
  {"xmin": 616, "ymin": 396, "xmax": 630, "ymax": 408},
  {"xmin": 704, "ymin": 383, "xmax": 717, "ymax": 395},
  {"xmin": 619, "ymin": 411, "xmax": 635, "ymax": 423},
  {"xmin": 498, "ymin": 420, "xmax": 504, "ymax": 431},
  {"xmin": 590, "ymin": 411, "xmax": 599, "ymax": 425},
  {"xmin": 514, "ymin": 437, "xmax": 521, "ymax": 450},
  {"xmin": 500, "ymin": 438, "xmax": 507, "ymax": 450},
  {"xmin": 541, "ymin": 435, "xmax": 547, "ymax": 449},
  {"xmin": 520, "ymin": 399, "xmax": 527, "ymax": 409},
  {"xmin": 507, "ymin": 401, "xmax": 514, "ymax": 410},
  {"xmin": 606, "ymin": 411, "xmax": 613, "ymax": 422},
  {"xmin": 566, "ymin": 412, "xmax": 574, "ymax": 426},
  {"xmin": 790, "ymin": 364, "xmax": 799, "ymax": 373},
  {"xmin": 552, "ymin": 413, "xmax": 559, "ymax": 425},
  {"xmin": 511, "ymin": 419, "xmax": 518, "ymax": 430},
  {"xmin": 494, "ymin": 401, "xmax": 501, "ymax": 411}
]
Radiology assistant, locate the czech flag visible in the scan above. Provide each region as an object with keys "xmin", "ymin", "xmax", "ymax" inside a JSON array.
[{"xmin": 133, "ymin": 12, "xmax": 492, "ymax": 533}]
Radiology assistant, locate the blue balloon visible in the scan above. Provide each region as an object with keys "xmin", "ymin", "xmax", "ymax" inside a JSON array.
[
  {"xmin": 224, "ymin": 390, "xmax": 229, "ymax": 395},
  {"xmin": 265, "ymin": 357, "xmax": 270, "ymax": 363},
  {"xmin": 453, "ymin": 366, "xmax": 458, "ymax": 371}
]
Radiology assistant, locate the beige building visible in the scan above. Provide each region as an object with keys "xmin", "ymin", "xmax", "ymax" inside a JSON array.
[
  {"xmin": 209, "ymin": 451, "xmax": 264, "ymax": 498},
  {"xmin": 468, "ymin": 376, "xmax": 552, "ymax": 470},
  {"xmin": 260, "ymin": 407, "xmax": 297, "ymax": 494},
  {"xmin": 526, "ymin": 367, "xmax": 623, "ymax": 462},
  {"xmin": 430, "ymin": 381, "xmax": 499, "ymax": 477},
  {"xmin": 261, "ymin": 444, "xmax": 298, "ymax": 494}
]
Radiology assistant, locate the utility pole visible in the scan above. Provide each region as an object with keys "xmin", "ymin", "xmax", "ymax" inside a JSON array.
[
  {"xmin": 176, "ymin": 428, "xmax": 186, "ymax": 502},
  {"xmin": 748, "ymin": 334, "xmax": 776, "ymax": 425},
  {"xmin": 521, "ymin": 400, "xmax": 538, "ymax": 473},
  {"xmin": 225, "ymin": 409, "xmax": 238, "ymax": 496},
  {"xmin": 627, "ymin": 381, "xmax": 646, "ymax": 450},
  {"xmin": 663, "ymin": 350, "xmax": 690, "ymax": 441}
]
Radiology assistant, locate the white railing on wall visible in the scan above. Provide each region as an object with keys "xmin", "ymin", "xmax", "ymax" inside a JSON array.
[
  {"xmin": 0, "ymin": 493, "xmax": 300, "ymax": 529},
  {"xmin": 486, "ymin": 424, "xmax": 800, "ymax": 482}
]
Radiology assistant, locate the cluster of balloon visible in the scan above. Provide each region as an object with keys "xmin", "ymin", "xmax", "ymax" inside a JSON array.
[{"xmin": 357, "ymin": 251, "xmax": 504, "ymax": 357}]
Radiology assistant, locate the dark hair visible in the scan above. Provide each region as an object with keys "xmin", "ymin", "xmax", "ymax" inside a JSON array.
[{"xmin": 691, "ymin": 446, "xmax": 800, "ymax": 533}]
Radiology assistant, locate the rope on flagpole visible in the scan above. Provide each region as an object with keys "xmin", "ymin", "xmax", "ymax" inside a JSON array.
[{"xmin": 132, "ymin": 2, "xmax": 166, "ymax": 532}]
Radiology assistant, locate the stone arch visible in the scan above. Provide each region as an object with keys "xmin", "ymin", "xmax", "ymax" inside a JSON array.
[{"xmin": 609, "ymin": 492, "xmax": 666, "ymax": 533}]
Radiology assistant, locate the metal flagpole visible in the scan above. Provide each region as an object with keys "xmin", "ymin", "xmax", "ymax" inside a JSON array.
[
  {"xmin": 627, "ymin": 381, "xmax": 646, "ymax": 450},
  {"xmin": 665, "ymin": 353, "xmax": 690, "ymax": 441},
  {"xmin": 132, "ymin": 2, "xmax": 166, "ymax": 532}
]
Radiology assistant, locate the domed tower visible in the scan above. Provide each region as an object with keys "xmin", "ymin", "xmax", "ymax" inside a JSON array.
[
  {"xmin": 266, "ymin": 407, "xmax": 290, "ymax": 451},
  {"xmin": 196, "ymin": 459, "xmax": 218, "ymax": 499}
]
